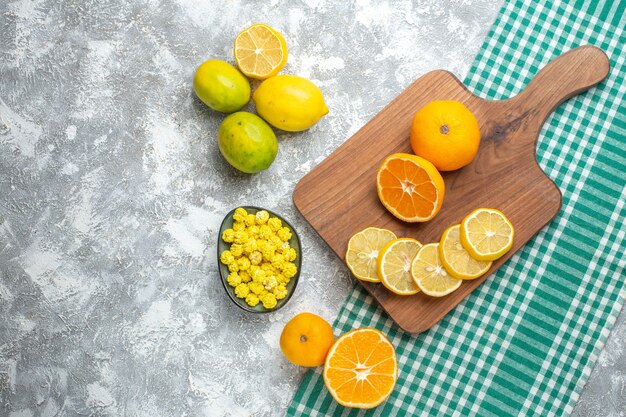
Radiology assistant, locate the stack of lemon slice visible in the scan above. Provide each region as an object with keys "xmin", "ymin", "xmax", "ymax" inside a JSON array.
[{"xmin": 345, "ymin": 208, "xmax": 514, "ymax": 298}]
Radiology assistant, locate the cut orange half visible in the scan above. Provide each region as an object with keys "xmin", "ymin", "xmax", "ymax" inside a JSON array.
[
  {"xmin": 376, "ymin": 153, "xmax": 445, "ymax": 222},
  {"xmin": 323, "ymin": 328, "xmax": 398, "ymax": 409},
  {"xmin": 234, "ymin": 24, "xmax": 288, "ymax": 80}
]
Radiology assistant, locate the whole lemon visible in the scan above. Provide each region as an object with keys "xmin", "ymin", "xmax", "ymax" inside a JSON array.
[
  {"xmin": 194, "ymin": 60, "xmax": 250, "ymax": 113},
  {"xmin": 218, "ymin": 112, "xmax": 278, "ymax": 173},
  {"xmin": 253, "ymin": 75, "xmax": 329, "ymax": 131}
]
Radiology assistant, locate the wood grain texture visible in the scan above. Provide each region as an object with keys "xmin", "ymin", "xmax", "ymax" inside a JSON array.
[{"xmin": 293, "ymin": 46, "xmax": 610, "ymax": 333}]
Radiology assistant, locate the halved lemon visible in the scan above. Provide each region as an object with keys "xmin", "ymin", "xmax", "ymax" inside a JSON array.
[
  {"xmin": 323, "ymin": 328, "xmax": 398, "ymax": 409},
  {"xmin": 411, "ymin": 243, "xmax": 462, "ymax": 297},
  {"xmin": 460, "ymin": 208, "xmax": 514, "ymax": 261},
  {"xmin": 377, "ymin": 238, "xmax": 422, "ymax": 295},
  {"xmin": 234, "ymin": 24, "xmax": 288, "ymax": 80},
  {"xmin": 346, "ymin": 227, "xmax": 397, "ymax": 283},
  {"xmin": 439, "ymin": 224, "xmax": 492, "ymax": 280}
]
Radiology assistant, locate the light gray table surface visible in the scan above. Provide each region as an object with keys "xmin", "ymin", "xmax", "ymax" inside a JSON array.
[{"xmin": 0, "ymin": 0, "xmax": 623, "ymax": 416}]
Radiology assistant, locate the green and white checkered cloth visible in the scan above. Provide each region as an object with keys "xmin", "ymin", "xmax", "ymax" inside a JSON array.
[{"xmin": 287, "ymin": 0, "xmax": 626, "ymax": 416}]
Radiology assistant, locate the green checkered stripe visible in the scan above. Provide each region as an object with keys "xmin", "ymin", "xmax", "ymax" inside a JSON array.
[{"xmin": 287, "ymin": 0, "xmax": 626, "ymax": 416}]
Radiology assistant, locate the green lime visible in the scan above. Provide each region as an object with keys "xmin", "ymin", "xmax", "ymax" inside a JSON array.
[
  {"xmin": 218, "ymin": 112, "xmax": 278, "ymax": 173},
  {"xmin": 193, "ymin": 60, "xmax": 250, "ymax": 113}
]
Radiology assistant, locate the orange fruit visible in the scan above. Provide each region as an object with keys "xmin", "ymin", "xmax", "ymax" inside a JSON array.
[
  {"xmin": 323, "ymin": 328, "xmax": 398, "ymax": 409},
  {"xmin": 280, "ymin": 312, "xmax": 334, "ymax": 367},
  {"xmin": 234, "ymin": 24, "xmax": 288, "ymax": 80},
  {"xmin": 376, "ymin": 153, "xmax": 445, "ymax": 222},
  {"xmin": 410, "ymin": 100, "xmax": 480, "ymax": 171}
]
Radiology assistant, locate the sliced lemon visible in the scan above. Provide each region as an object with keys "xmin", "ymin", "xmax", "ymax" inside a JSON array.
[
  {"xmin": 234, "ymin": 24, "xmax": 288, "ymax": 80},
  {"xmin": 439, "ymin": 224, "xmax": 492, "ymax": 280},
  {"xmin": 460, "ymin": 208, "xmax": 514, "ymax": 261},
  {"xmin": 411, "ymin": 243, "xmax": 462, "ymax": 297},
  {"xmin": 345, "ymin": 227, "xmax": 397, "ymax": 283},
  {"xmin": 377, "ymin": 238, "xmax": 422, "ymax": 295}
]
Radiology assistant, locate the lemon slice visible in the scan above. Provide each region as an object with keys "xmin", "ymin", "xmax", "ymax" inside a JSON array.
[
  {"xmin": 345, "ymin": 227, "xmax": 397, "ymax": 283},
  {"xmin": 440, "ymin": 224, "xmax": 492, "ymax": 280},
  {"xmin": 411, "ymin": 243, "xmax": 462, "ymax": 297},
  {"xmin": 460, "ymin": 208, "xmax": 514, "ymax": 261},
  {"xmin": 377, "ymin": 238, "xmax": 422, "ymax": 295},
  {"xmin": 234, "ymin": 24, "xmax": 288, "ymax": 80}
]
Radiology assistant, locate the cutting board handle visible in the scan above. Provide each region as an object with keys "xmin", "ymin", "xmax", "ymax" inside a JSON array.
[{"xmin": 509, "ymin": 46, "xmax": 609, "ymax": 132}]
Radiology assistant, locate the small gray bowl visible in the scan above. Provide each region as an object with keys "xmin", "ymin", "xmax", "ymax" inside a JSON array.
[{"xmin": 217, "ymin": 206, "xmax": 301, "ymax": 313}]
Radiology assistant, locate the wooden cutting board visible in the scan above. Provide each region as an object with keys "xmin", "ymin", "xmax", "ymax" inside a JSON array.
[{"xmin": 293, "ymin": 46, "xmax": 610, "ymax": 333}]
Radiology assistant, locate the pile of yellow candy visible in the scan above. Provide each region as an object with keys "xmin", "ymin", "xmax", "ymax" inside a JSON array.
[{"xmin": 220, "ymin": 207, "xmax": 298, "ymax": 309}]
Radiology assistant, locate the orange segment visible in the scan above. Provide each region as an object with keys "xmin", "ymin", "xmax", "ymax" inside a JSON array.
[
  {"xmin": 376, "ymin": 153, "xmax": 445, "ymax": 222},
  {"xmin": 323, "ymin": 328, "xmax": 398, "ymax": 409},
  {"xmin": 234, "ymin": 24, "xmax": 288, "ymax": 80}
]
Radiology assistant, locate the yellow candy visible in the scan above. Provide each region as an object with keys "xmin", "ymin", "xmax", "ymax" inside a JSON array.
[
  {"xmin": 222, "ymin": 229, "xmax": 235, "ymax": 243},
  {"xmin": 228, "ymin": 263, "xmax": 239, "ymax": 273},
  {"xmin": 259, "ymin": 225, "xmax": 273, "ymax": 240},
  {"xmin": 249, "ymin": 282, "xmax": 264, "ymax": 295},
  {"xmin": 234, "ymin": 283, "xmax": 249, "ymax": 298},
  {"xmin": 245, "ymin": 214, "xmax": 256, "ymax": 226},
  {"xmin": 283, "ymin": 263, "xmax": 297, "ymax": 278},
  {"xmin": 279, "ymin": 241, "xmax": 290, "ymax": 254},
  {"xmin": 255, "ymin": 210, "xmax": 270, "ymax": 224},
  {"xmin": 230, "ymin": 243, "xmax": 244, "ymax": 257},
  {"xmin": 269, "ymin": 235, "xmax": 283, "ymax": 250},
  {"xmin": 277, "ymin": 227, "xmax": 292, "ymax": 242},
  {"xmin": 239, "ymin": 271, "xmax": 251, "ymax": 283},
  {"xmin": 260, "ymin": 293, "xmax": 277, "ymax": 309},
  {"xmin": 237, "ymin": 257, "xmax": 251, "ymax": 271},
  {"xmin": 257, "ymin": 239, "xmax": 269, "ymax": 252},
  {"xmin": 233, "ymin": 207, "xmax": 248, "ymax": 222},
  {"xmin": 261, "ymin": 247, "xmax": 275, "ymax": 262},
  {"xmin": 274, "ymin": 285, "xmax": 288, "ymax": 300},
  {"xmin": 220, "ymin": 250, "xmax": 234, "ymax": 265},
  {"xmin": 249, "ymin": 251, "xmax": 262, "ymax": 265},
  {"xmin": 227, "ymin": 272, "xmax": 242, "ymax": 287},
  {"xmin": 245, "ymin": 293, "xmax": 260, "ymax": 306},
  {"xmin": 252, "ymin": 269, "xmax": 266, "ymax": 283},
  {"xmin": 263, "ymin": 275, "xmax": 278, "ymax": 290},
  {"xmin": 244, "ymin": 238, "xmax": 258, "ymax": 254},
  {"xmin": 233, "ymin": 221, "xmax": 245, "ymax": 231},
  {"xmin": 234, "ymin": 230, "xmax": 249, "ymax": 244},
  {"xmin": 248, "ymin": 225, "xmax": 260, "ymax": 237},
  {"xmin": 261, "ymin": 262, "xmax": 276, "ymax": 274},
  {"xmin": 276, "ymin": 273, "xmax": 288, "ymax": 284},
  {"xmin": 268, "ymin": 217, "xmax": 282, "ymax": 231},
  {"xmin": 271, "ymin": 253, "xmax": 285, "ymax": 270},
  {"xmin": 287, "ymin": 248, "xmax": 297, "ymax": 262}
]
